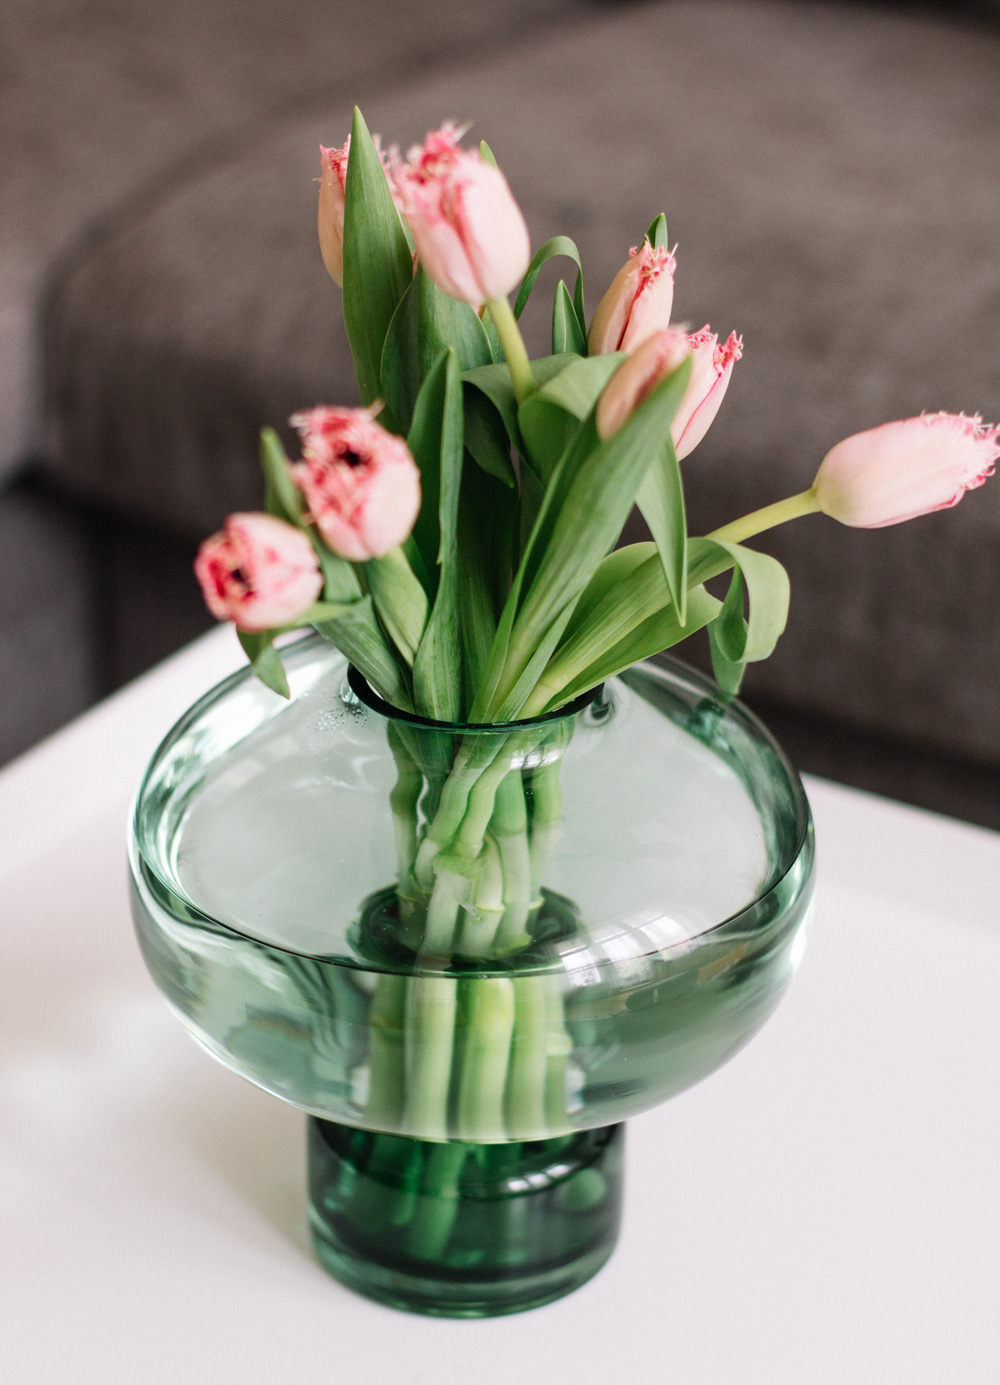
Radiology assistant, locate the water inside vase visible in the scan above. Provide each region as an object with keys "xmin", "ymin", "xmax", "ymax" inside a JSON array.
[{"xmin": 172, "ymin": 663, "xmax": 769, "ymax": 962}]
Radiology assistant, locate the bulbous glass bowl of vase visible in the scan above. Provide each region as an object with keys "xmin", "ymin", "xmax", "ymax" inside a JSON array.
[{"xmin": 130, "ymin": 630, "xmax": 813, "ymax": 1316}]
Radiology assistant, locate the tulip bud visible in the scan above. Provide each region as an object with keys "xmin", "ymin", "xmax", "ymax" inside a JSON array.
[
  {"xmin": 290, "ymin": 404, "xmax": 422, "ymax": 561},
  {"xmin": 318, "ymin": 141, "xmax": 350, "ymax": 284},
  {"xmin": 195, "ymin": 513, "xmax": 323, "ymax": 632},
  {"xmin": 595, "ymin": 325, "xmax": 741, "ymax": 456},
  {"xmin": 391, "ymin": 123, "xmax": 531, "ymax": 308},
  {"xmin": 813, "ymin": 413, "xmax": 998, "ymax": 528},
  {"xmin": 588, "ymin": 240, "xmax": 677, "ymax": 356},
  {"xmin": 596, "ymin": 329, "xmax": 691, "ymax": 439},
  {"xmin": 318, "ymin": 136, "xmax": 400, "ymax": 284},
  {"xmin": 671, "ymin": 327, "xmax": 743, "ymax": 460}
]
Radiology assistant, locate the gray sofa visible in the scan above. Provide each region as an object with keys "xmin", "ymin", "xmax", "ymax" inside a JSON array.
[{"xmin": 5, "ymin": 0, "xmax": 1000, "ymax": 826}]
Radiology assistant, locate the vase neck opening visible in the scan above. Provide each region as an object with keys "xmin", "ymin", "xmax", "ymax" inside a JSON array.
[{"xmin": 345, "ymin": 664, "xmax": 604, "ymax": 734}]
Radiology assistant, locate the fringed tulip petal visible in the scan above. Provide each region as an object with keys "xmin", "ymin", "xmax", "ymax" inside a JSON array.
[
  {"xmin": 672, "ymin": 328, "xmax": 743, "ymax": 460},
  {"xmin": 596, "ymin": 329, "xmax": 691, "ymax": 439},
  {"xmin": 195, "ymin": 513, "xmax": 323, "ymax": 632},
  {"xmin": 392, "ymin": 124, "xmax": 530, "ymax": 308},
  {"xmin": 318, "ymin": 141, "xmax": 350, "ymax": 285},
  {"xmin": 290, "ymin": 405, "xmax": 422, "ymax": 560},
  {"xmin": 587, "ymin": 259, "xmax": 641, "ymax": 357},
  {"xmin": 814, "ymin": 413, "xmax": 999, "ymax": 528},
  {"xmin": 595, "ymin": 323, "xmax": 741, "ymax": 454},
  {"xmin": 589, "ymin": 241, "xmax": 676, "ymax": 355}
]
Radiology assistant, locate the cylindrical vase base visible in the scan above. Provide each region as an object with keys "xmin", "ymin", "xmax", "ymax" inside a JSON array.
[{"xmin": 307, "ymin": 1117, "xmax": 624, "ymax": 1317}]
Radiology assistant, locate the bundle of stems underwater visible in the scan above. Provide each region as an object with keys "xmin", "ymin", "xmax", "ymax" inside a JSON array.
[
  {"xmin": 366, "ymin": 712, "xmax": 579, "ymax": 1144},
  {"xmin": 194, "ymin": 109, "xmax": 998, "ymax": 1152}
]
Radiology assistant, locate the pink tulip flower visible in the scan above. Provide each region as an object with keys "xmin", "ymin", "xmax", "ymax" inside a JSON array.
[
  {"xmin": 317, "ymin": 136, "xmax": 399, "ymax": 284},
  {"xmin": 595, "ymin": 325, "xmax": 742, "ymax": 456},
  {"xmin": 195, "ymin": 513, "xmax": 323, "ymax": 632},
  {"xmin": 391, "ymin": 123, "xmax": 531, "ymax": 308},
  {"xmin": 670, "ymin": 327, "xmax": 743, "ymax": 460},
  {"xmin": 596, "ymin": 329, "xmax": 692, "ymax": 439},
  {"xmin": 588, "ymin": 240, "xmax": 677, "ymax": 356},
  {"xmin": 290, "ymin": 404, "xmax": 421, "ymax": 561},
  {"xmin": 813, "ymin": 412, "xmax": 999, "ymax": 528},
  {"xmin": 317, "ymin": 140, "xmax": 350, "ymax": 284}
]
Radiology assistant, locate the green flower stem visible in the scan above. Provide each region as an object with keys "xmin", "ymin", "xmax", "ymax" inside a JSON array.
[
  {"xmin": 455, "ymin": 834, "xmax": 505, "ymax": 957},
  {"xmin": 544, "ymin": 982, "xmax": 573, "ymax": 1133},
  {"xmin": 485, "ymin": 295, "xmax": 536, "ymax": 405},
  {"xmin": 351, "ymin": 1134, "xmax": 422, "ymax": 1233},
  {"xmin": 405, "ymin": 1141, "xmax": 470, "ymax": 1262},
  {"xmin": 420, "ymin": 738, "xmax": 536, "ymax": 954},
  {"xmin": 490, "ymin": 774, "xmax": 533, "ymax": 954},
  {"xmin": 452, "ymin": 773, "xmax": 506, "ymax": 861},
  {"xmin": 388, "ymin": 1137, "xmax": 426, "ymax": 1228},
  {"xmin": 367, "ymin": 724, "xmax": 575, "ymax": 1144},
  {"xmin": 387, "ymin": 724, "xmax": 421, "ymax": 898},
  {"xmin": 708, "ymin": 488, "xmax": 820, "ymax": 545},
  {"xmin": 365, "ymin": 974, "xmax": 407, "ymax": 1130},
  {"xmin": 422, "ymin": 868, "xmax": 469, "ymax": 956},
  {"xmin": 454, "ymin": 977, "xmax": 516, "ymax": 1140},
  {"xmin": 403, "ymin": 976, "xmax": 458, "ymax": 1139},
  {"xmin": 413, "ymin": 740, "xmax": 503, "ymax": 890},
  {"xmin": 526, "ymin": 755, "xmax": 565, "ymax": 905},
  {"xmin": 505, "ymin": 975, "xmax": 550, "ymax": 1137},
  {"xmin": 451, "ymin": 746, "xmax": 527, "ymax": 859}
]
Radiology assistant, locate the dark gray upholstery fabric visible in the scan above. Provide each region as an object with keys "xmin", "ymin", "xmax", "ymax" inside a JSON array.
[
  {"xmin": 43, "ymin": 0, "xmax": 1000, "ymax": 764},
  {"xmin": 0, "ymin": 481, "xmax": 97, "ymax": 762},
  {"xmin": 1, "ymin": 0, "xmax": 586, "ymax": 475}
]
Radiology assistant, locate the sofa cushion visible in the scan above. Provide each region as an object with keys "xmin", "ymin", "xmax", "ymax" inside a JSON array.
[
  {"xmin": 43, "ymin": 0, "xmax": 1000, "ymax": 764},
  {"xmin": 1, "ymin": 0, "xmax": 584, "ymax": 479},
  {"xmin": 0, "ymin": 480, "xmax": 97, "ymax": 763}
]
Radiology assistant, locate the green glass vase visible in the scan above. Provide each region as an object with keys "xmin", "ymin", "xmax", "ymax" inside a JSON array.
[
  {"xmin": 129, "ymin": 632, "xmax": 813, "ymax": 1315},
  {"xmin": 308, "ymin": 1119, "xmax": 624, "ymax": 1317}
]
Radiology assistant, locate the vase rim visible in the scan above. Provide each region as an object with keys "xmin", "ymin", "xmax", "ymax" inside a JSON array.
[{"xmin": 346, "ymin": 663, "xmax": 604, "ymax": 732}]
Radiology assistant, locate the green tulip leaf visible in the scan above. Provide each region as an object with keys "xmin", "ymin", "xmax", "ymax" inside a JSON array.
[
  {"xmin": 260, "ymin": 428, "xmax": 304, "ymax": 525},
  {"xmin": 462, "ymin": 354, "xmax": 577, "ymax": 481},
  {"xmin": 532, "ymin": 545, "xmax": 688, "ymax": 709},
  {"xmin": 513, "ymin": 236, "xmax": 586, "ymax": 342},
  {"xmin": 516, "ymin": 353, "xmax": 621, "ymax": 483},
  {"xmin": 313, "ymin": 594, "xmax": 413, "ymax": 711},
  {"xmin": 342, "ymin": 107, "xmax": 414, "ymax": 421},
  {"xmin": 481, "ymin": 309, "xmax": 503, "ymax": 363},
  {"xmin": 685, "ymin": 537, "xmax": 791, "ymax": 696},
  {"xmin": 541, "ymin": 585, "xmax": 722, "ymax": 711},
  {"xmin": 551, "ymin": 279, "xmax": 586, "ymax": 356},
  {"xmin": 237, "ymin": 631, "xmax": 290, "ymax": 699},
  {"xmin": 381, "ymin": 266, "xmax": 493, "ymax": 433},
  {"xmin": 560, "ymin": 542, "xmax": 657, "ymax": 643},
  {"xmin": 410, "ymin": 349, "xmax": 465, "ymax": 721},
  {"xmin": 636, "ymin": 432, "xmax": 688, "ymax": 624},
  {"xmin": 314, "ymin": 544, "xmax": 364, "ymax": 605},
  {"xmin": 408, "ymin": 348, "xmax": 462, "ymax": 590},
  {"xmin": 284, "ymin": 600, "xmax": 365, "ymax": 628},
  {"xmin": 364, "ymin": 547, "xmax": 429, "ymax": 667},
  {"xmin": 645, "ymin": 212, "xmax": 669, "ymax": 250},
  {"xmin": 708, "ymin": 569, "xmax": 748, "ymax": 695},
  {"xmin": 474, "ymin": 354, "xmax": 693, "ymax": 720},
  {"xmin": 456, "ymin": 460, "xmax": 517, "ymax": 705},
  {"xmin": 463, "ymin": 385, "xmax": 516, "ymax": 488}
]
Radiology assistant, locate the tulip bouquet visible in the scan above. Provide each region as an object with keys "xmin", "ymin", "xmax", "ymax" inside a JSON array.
[{"xmin": 195, "ymin": 109, "xmax": 997, "ymax": 1144}]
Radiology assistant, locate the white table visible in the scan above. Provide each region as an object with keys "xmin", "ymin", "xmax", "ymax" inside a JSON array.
[{"xmin": 2, "ymin": 628, "xmax": 998, "ymax": 1384}]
